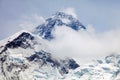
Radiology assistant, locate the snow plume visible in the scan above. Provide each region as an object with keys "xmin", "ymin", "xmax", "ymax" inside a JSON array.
[
  {"xmin": 61, "ymin": 7, "xmax": 77, "ymax": 18},
  {"xmin": 46, "ymin": 25, "xmax": 120, "ymax": 63}
]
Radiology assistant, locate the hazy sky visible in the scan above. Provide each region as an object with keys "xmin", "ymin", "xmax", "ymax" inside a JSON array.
[{"xmin": 0, "ymin": 0, "xmax": 120, "ymax": 40}]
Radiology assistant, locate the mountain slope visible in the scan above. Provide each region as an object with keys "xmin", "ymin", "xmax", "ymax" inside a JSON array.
[{"xmin": 0, "ymin": 30, "xmax": 79, "ymax": 80}]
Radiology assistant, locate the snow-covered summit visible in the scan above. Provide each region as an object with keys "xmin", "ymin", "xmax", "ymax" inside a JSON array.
[{"xmin": 33, "ymin": 11, "xmax": 86, "ymax": 40}]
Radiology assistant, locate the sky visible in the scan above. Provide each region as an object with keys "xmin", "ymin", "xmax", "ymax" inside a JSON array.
[{"xmin": 0, "ymin": 0, "xmax": 120, "ymax": 40}]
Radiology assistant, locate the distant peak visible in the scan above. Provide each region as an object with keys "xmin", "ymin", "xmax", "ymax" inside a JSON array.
[{"xmin": 33, "ymin": 10, "xmax": 86, "ymax": 40}]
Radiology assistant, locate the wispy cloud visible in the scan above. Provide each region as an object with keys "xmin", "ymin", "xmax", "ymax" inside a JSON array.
[{"xmin": 19, "ymin": 14, "xmax": 45, "ymax": 31}]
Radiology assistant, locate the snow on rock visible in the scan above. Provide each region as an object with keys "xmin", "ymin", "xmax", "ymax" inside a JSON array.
[
  {"xmin": 32, "ymin": 11, "xmax": 86, "ymax": 40},
  {"xmin": 0, "ymin": 30, "xmax": 79, "ymax": 80}
]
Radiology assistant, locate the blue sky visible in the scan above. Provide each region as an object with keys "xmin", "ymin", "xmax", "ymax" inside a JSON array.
[{"xmin": 0, "ymin": 0, "xmax": 120, "ymax": 40}]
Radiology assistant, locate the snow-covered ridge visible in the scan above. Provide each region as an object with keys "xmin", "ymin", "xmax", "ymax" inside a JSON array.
[{"xmin": 0, "ymin": 29, "xmax": 80, "ymax": 80}]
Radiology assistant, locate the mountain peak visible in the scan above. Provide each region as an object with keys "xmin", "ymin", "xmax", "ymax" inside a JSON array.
[
  {"xmin": 6, "ymin": 32, "xmax": 34, "ymax": 49},
  {"xmin": 33, "ymin": 11, "xmax": 86, "ymax": 40}
]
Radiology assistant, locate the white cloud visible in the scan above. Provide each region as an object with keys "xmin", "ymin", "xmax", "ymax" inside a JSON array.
[
  {"xmin": 19, "ymin": 14, "xmax": 45, "ymax": 31},
  {"xmin": 45, "ymin": 25, "xmax": 120, "ymax": 64}
]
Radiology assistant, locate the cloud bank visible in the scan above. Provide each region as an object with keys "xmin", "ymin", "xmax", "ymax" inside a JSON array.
[{"xmin": 46, "ymin": 25, "xmax": 120, "ymax": 63}]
